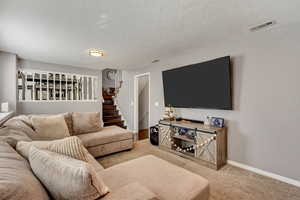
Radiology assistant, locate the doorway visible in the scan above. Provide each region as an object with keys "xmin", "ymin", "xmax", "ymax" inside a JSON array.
[{"xmin": 134, "ymin": 73, "xmax": 150, "ymax": 140}]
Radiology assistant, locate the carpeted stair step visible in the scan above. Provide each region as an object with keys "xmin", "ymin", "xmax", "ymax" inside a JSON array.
[
  {"xmin": 103, "ymin": 100, "xmax": 114, "ymax": 105},
  {"xmin": 103, "ymin": 105, "xmax": 117, "ymax": 110},
  {"xmin": 103, "ymin": 115, "xmax": 121, "ymax": 121},
  {"xmin": 104, "ymin": 119, "xmax": 124, "ymax": 127},
  {"xmin": 103, "ymin": 95, "xmax": 114, "ymax": 100},
  {"xmin": 103, "ymin": 110, "xmax": 119, "ymax": 116}
]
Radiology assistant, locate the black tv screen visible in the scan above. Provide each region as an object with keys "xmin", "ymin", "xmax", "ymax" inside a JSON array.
[{"xmin": 162, "ymin": 56, "xmax": 232, "ymax": 110}]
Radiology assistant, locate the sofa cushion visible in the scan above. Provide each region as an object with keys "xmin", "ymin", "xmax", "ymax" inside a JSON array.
[
  {"xmin": 72, "ymin": 112, "xmax": 102, "ymax": 135},
  {"xmin": 102, "ymin": 182, "xmax": 158, "ymax": 200},
  {"xmin": 98, "ymin": 155, "xmax": 209, "ymax": 200},
  {"xmin": 1, "ymin": 115, "xmax": 35, "ymax": 147},
  {"xmin": 85, "ymin": 148, "xmax": 105, "ymax": 172},
  {"xmin": 17, "ymin": 140, "xmax": 49, "ymax": 159},
  {"xmin": 78, "ymin": 126, "xmax": 133, "ymax": 148},
  {"xmin": 0, "ymin": 141, "xmax": 49, "ymax": 200},
  {"xmin": 16, "ymin": 136, "xmax": 88, "ymax": 161},
  {"xmin": 29, "ymin": 146, "xmax": 109, "ymax": 200},
  {"xmin": 63, "ymin": 112, "xmax": 74, "ymax": 135},
  {"xmin": 0, "ymin": 126, "xmax": 32, "ymax": 148},
  {"xmin": 87, "ymin": 139, "xmax": 133, "ymax": 158},
  {"xmin": 16, "ymin": 137, "xmax": 105, "ymax": 172},
  {"xmin": 31, "ymin": 115, "xmax": 70, "ymax": 140},
  {"xmin": 28, "ymin": 113, "xmax": 74, "ymax": 136}
]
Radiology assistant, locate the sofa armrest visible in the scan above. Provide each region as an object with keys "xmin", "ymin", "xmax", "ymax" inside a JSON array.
[{"xmin": 101, "ymin": 182, "xmax": 159, "ymax": 200}]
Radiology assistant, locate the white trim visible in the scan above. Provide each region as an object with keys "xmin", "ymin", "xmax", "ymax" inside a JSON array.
[
  {"xmin": 59, "ymin": 74, "xmax": 62, "ymax": 100},
  {"xmin": 227, "ymin": 160, "xmax": 300, "ymax": 188},
  {"xmin": 39, "ymin": 74, "xmax": 42, "ymax": 100},
  {"xmin": 20, "ymin": 69, "xmax": 98, "ymax": 79},
  {"xmin": 71, "ymin": 74, "xmax": 74, "ymax": 100},
  {"xmin": 134, "ymin": 72, "xmax": 151, "ymax": 140},
  {"xmin": 18, "ymin": 100, "xmax": 100, "ymax": 103},
  {"xmin": 91, "ymin": 78, "xmax": 94, "ymax": 100},
  {"xmin": 24, "ymin": 72, "xmax": 28, "ymax": 101},
  {"xmin": 81, "ymin": 76, "xmax": 83, "ymax": 100},
  {"xmin": 47, "ymin": 73, "xmax": 49, "ymax": 100},
  {"xmin": 87, "ymin": 77, "xmax": 90, "ymax": 100},
  {"xmin": 32, "ymin": 72, "xmax": 36, "ymax": 101},
  {"xmin": 114, "ymin": 99, "xmax": 128, "ymax": 128}
]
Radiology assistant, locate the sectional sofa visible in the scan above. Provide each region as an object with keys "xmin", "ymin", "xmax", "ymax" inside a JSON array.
[{"xmin": 0, "ymin": 112, "xmax": 209, "ymax": 200}]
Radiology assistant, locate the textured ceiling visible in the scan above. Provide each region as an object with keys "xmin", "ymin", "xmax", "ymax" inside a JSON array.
[{"xmin": 0, "ymin": 0, "xmax": 300, "ymax": 69}]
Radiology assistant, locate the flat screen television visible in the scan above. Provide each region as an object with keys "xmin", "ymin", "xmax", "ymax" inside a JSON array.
[{"xmin": 162, "ymin": 56, "xmax": 232, "ymax": 110}]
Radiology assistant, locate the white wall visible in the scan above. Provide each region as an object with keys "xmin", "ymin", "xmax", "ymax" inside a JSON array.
[
  {"xmin": 121, "ymin": 23, "xmax": 300, "ymax": 181},
  {"xmin": 17, "ymin": 59, "xmax": 102, "ymax": 115},
  {"xmin": 138, "ymin": 75, "xmax": 149, "ymax": 130},
  {"xmin": 0, "ymin": 51, "xmax": 17, "ymax": 112}
]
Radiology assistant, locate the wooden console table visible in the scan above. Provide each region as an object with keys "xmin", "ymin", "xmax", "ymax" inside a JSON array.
[{"xmin": 158, "ymin": 120, "xmax": 227, "ymax": 170}]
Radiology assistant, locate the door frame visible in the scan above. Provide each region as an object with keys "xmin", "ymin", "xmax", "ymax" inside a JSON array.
[{"xmin": 134, "ymin": 72, "xmax": 151, "ymax": 140}]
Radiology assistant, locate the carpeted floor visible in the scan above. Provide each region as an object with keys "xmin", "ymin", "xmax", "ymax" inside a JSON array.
[{"xmin": 97, "ymin": 140, "xmax": 300, "ymax": 200}]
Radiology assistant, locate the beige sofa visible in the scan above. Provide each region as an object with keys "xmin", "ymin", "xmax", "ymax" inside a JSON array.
[
  {"xmin": 0, "ymin": 113, "xmax": 134, "ymax": 158},
  {"xmin": 0, "ymin": 114, "xmax": 209, "ymax": 200}
]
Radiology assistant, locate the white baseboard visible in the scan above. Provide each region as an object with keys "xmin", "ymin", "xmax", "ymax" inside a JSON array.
[{"xmin": 227, "ymin": 160, "xmax": 300, "ymax": 188}]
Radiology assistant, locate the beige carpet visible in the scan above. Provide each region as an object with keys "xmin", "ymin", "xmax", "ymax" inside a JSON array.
[{"xmin": 97, "ymin": 140, "xmax": 300, "ymax": 200}]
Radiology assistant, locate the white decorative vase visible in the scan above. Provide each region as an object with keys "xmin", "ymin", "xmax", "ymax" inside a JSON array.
[{"xmin": 204, "ymin": 116, "xmax": 211, "ymax": 126}]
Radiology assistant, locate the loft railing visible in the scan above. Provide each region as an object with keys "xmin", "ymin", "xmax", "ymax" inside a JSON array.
[{"xmin": 17, "ymin": 70, "xmax": 99, "ymax": 102}]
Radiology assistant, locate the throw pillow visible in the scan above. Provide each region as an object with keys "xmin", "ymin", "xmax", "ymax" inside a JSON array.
[
  {"xmin": 29, "ymin": 146, "xmax": 109, "ymax": 200},
  {"xmin": 72, "ymin": 112, "xmax": 102, "ymax": 135},
  {"xmin": 31, "ymin": 115, "xmax": 70, "ymax": 140},
  {"xmin": 63, "ymin": 112, "xmax": 74, "ymax": 136},
  {"xmin": 16, "ymin": 136, "xmax": 88, "ymax": 161},
  {"xmin": 16, "ymin": 140, "xmax": 49, "ymax": 159},
  {"xmin": 0, "ymin": 141, "xmax": 50, "ymax": 200}
]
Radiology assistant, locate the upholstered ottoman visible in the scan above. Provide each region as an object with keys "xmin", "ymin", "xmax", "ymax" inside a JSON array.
[{"xmin": 98, "ymin": 155, "xmax": 209, "ymax": 200}]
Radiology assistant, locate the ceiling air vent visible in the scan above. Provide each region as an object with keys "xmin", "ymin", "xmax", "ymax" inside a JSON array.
[{"xmin": 249, "ymin": 21, "xmax": 276, "ymax": 32}]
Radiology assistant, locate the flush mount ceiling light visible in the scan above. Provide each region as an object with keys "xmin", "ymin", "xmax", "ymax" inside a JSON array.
[
  {"xmin": 88, "ymin": 49, "xmax": 105, "ymax": 57},
  {"xmin": 152, "ymin": 59, "xmax": 160, "ymax": 63}
]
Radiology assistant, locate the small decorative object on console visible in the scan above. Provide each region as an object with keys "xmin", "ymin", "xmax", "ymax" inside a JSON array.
[
  {"xmin": 178, "ymin": 128, "xmax": 188, "ymax": 136},
  {"xmin": 210, "ymin": 117, "xmax": 224, "ymax": 128},
  {"xmin": 204, "ymin": 116, "xmax": 211, "ymax": 126},
  {"xmin": 163, "ymin": 105, "xmax": 176, "ymax": 121}
]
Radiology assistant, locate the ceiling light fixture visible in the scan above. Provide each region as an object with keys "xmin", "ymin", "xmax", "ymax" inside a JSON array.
[
  {"xmin": 88, "ymin": 49, "xmax": 105, "ymax": 57},
  {"xmin": 152, "ymin": 59, "xmax": 160, "ymax": 63}
]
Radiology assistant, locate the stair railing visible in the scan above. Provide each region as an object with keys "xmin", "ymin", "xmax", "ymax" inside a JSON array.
[{"xmin": 111, "ymin": 70, "xmax": 129, "ymax": 129}]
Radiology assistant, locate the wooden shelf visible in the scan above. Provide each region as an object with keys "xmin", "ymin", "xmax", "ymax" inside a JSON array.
[
  {"xmin": 172, "ymin": 135, "xmax": 195, "ymax": 144},
  {"xmin": 159, "ymin": 120, "xmax": 222, "ymax": 134}
]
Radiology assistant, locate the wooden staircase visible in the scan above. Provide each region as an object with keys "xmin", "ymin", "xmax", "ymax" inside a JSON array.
[{"xmin": 103, "ymin": 88, "xmax": 127, "ymax": 129}]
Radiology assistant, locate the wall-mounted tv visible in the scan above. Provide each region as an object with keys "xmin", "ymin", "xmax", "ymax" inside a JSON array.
[{"xmin": 162, "ymin": 56, "xmax": 232, "ymax": 110}]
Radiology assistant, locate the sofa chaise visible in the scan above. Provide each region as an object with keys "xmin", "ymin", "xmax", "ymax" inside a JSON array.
[{"xmin": 78, "ymin": 125, "xmax": 133, "ymax": 157}]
